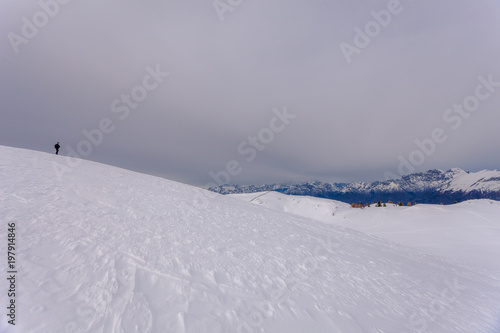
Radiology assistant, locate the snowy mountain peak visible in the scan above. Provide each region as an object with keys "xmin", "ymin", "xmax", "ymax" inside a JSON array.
[
  {"xmin": 210, "ymin": 168, "xmax": 500, "ymax": 204},
  {"xmin": 448, "ymin": 167, "xmax": 468, "ymax": 174}
]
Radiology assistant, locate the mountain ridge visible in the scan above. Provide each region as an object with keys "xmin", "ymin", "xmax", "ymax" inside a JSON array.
[{"xmin": 209, "ymin": 168, "xmax": 500, "ymax": 204}]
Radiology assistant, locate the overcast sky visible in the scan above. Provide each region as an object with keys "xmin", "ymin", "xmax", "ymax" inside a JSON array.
[{"xmin": 1, "ymin": 0, "xmax": 500, "ymax": 186}]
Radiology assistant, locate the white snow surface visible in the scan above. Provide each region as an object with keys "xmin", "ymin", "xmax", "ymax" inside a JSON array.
[
  {"xmin": 231, "ymin": 192, "xmax": 500, "ymax": 272},
  {"xmin": 1, "ymin": 145, "xmax": 500, "ymax": 333},
  {"xmin": 446, "ymin": 169, "xmax": 500, "ymax": 192}
]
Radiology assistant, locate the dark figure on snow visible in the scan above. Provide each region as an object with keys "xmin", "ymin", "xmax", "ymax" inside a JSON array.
[{"xmin": 54, "ymin": 142, "xmax": 60, "ymax": 155}]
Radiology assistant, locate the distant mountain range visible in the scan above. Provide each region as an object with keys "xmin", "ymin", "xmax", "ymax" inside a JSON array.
[{"xmin": 208, "ymin": 168, "xmax": 500, "ymax": 204}]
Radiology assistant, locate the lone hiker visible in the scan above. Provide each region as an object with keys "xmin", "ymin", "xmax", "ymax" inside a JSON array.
[{"xmin": 54, "ymin": 142, "xmax": 60, "ymax": 155}]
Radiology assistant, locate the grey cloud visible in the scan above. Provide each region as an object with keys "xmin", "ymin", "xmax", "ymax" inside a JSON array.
[{"xmin": 1, "ymin": 0, "xmax": 499, "ymax": 186}]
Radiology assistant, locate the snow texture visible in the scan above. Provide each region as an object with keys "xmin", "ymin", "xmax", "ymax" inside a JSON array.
[
  {"xmin": 1, "ymin": 145, "xmax": 500, "ymax": 333},
  {"xmin": 231, "ymin": 192, "xmax": 500, "ymax": 273}
]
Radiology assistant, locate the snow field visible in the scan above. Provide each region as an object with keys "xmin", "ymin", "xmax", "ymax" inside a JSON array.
[
  {"xmin": 1, "ymin": 145, "xmax": 500, "ymax": 333},
  {"xmin": 232, "ymin": 192, "xmax": 500, "ymax": 273}
]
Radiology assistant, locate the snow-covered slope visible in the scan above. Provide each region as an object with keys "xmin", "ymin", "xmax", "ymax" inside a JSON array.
[
  {"xmin": 231, "ymin": 191, "xmax": 350, "ymax": 222},
  {"xmin": 446, "ymin": 169, "xmax": 500, "ymax": 192},
  {"xmin": 1, "ymin": 145, "xmax": 500, "ymax": 333},
  {"xmin": 211, "ymin": 168, "xmax": 500, "ymax": 204},
  {"xmin": 231, "ymin": 192, "xmax": 500, "ymax": 272}
]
